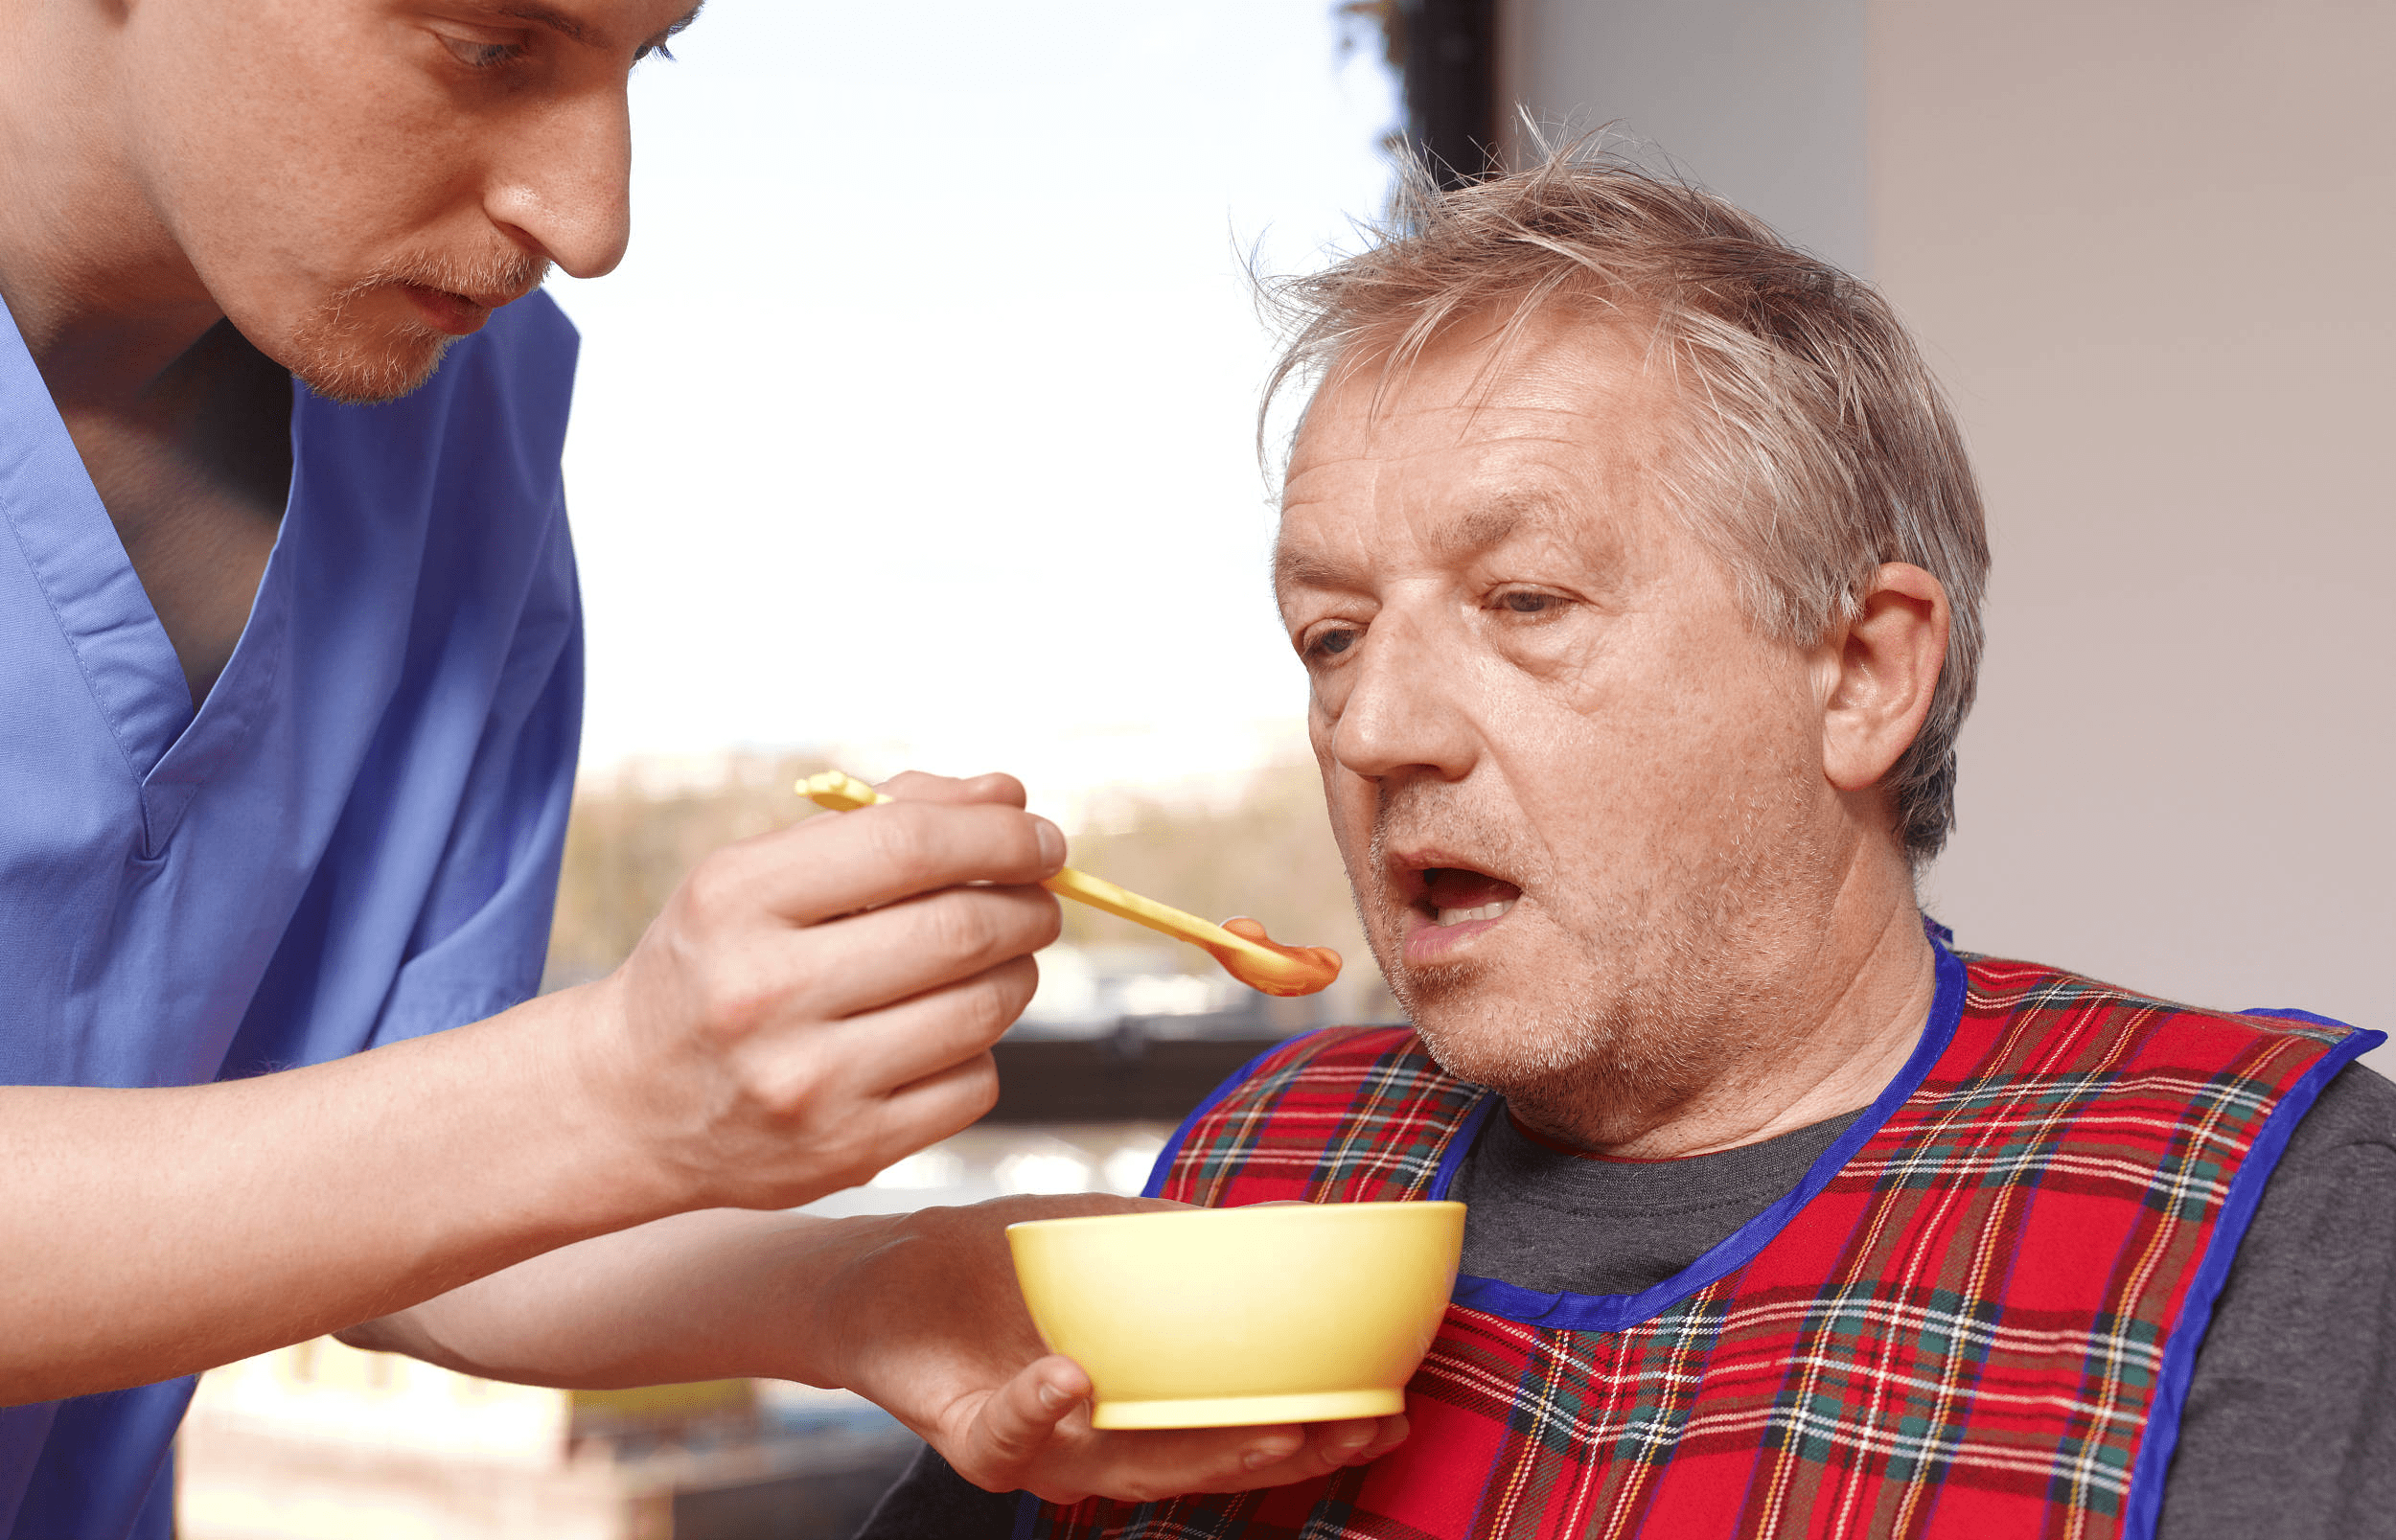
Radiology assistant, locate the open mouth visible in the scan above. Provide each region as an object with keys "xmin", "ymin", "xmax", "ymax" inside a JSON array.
[
  {"xmin": 1395, "ymin": 860, "xmax": 1524, "ymax": 963},
  {"xmin": 1422, "ymin": 866, "xmax": 1521, "ymax": 926}
]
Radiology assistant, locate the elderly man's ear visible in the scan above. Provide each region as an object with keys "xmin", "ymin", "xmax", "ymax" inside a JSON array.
[{"xmin": 1816, "ymin": 563, "xmax": 1951, "ymax": 795}]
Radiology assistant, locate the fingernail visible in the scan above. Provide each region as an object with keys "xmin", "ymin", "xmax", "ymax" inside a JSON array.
[
  {"xmin": 1037, "ymin": 1382, "xmax": 1071, "ymax": 1411},
  {"xmin": 1034, "ymin": 818, "xmax": 1066, "ymax": 869}
]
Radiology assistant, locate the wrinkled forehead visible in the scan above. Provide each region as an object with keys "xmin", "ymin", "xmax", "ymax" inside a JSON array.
[{"xmin": 1274, "ymin": 312, "xmax": 1683, "ymax": 593}]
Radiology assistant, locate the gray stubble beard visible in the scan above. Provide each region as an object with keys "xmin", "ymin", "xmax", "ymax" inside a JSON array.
[{"xmin": 1360, "ymin": 775, "xmax": 1808, "ymax": 1149}]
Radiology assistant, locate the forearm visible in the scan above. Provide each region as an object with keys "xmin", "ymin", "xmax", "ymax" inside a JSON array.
[
  {"xmin": 342, "ymin": 1208, "xmax": 907, "ymax": 1390},
  {"xmin": 347, "ymin": 1196, "xmax": 1146, "ymax": 1400},
  {"xmin": 0, "ymin": 986, "xmax": 665, "ymax": 1405},
  {"xmin": 356, "ymin": 1193, "xmax": 1410, "ymax": 1508},
  {"xmin": 0, "ymin": 782, "xmax": 1071, "ymax": 1408}
]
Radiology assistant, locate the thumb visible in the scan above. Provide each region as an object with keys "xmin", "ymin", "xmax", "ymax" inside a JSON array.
[{"xmin": 950, "ymin": 1354, "xmax": 1092, "ymax": 1492}]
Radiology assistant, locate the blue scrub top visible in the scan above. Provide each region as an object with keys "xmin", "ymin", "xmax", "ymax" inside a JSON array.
[{"xmin": 0, "ymin": 293, "xmax": 584, "ymax": 1538}]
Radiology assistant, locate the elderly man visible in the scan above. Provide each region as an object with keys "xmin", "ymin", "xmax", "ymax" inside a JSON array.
[{"xmin": 869, "ymin": 158, "xmax": 2396, "ymax": 1539}]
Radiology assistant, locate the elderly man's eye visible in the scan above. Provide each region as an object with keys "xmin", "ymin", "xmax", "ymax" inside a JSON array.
[
  {"xmin": 1498, "ymin": 591, "xmax": 1554, "ymax": 614},
  {"xmin": 1305, "ymin": 627, "xmax": 1358, "ymax": 660}
]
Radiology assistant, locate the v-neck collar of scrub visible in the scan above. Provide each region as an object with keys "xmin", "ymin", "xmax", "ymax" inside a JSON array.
[{"xmin": 0, "ymin": 297, "xmax": 304, "ymax": 857}]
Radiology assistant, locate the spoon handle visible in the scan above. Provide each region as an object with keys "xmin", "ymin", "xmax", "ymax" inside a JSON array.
[
  {"xmin": 1042, "ymin": 865, "xmax": 1260, "ymax": 957},
  {"xmin": 795, "ymin": 771, "xmax": 1275, "ymax": 963}
]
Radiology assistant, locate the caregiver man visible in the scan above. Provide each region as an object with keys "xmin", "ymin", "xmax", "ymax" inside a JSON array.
[
  {"xmin": 873, "ymin": 155, "xmax": 2396, "ymax": 1538},
  {"xmin": 0, "ymin": 1, "xmax": 1396, "ymax": 1533}
]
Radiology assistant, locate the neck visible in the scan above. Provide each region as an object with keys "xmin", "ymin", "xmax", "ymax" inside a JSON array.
[
  {"xmin": 1511, "ymin": 835, "xmax": 1939, "ymax": 1161},
  {"xmin": 0, "ymin": 4, "xmax": 223, "ymax": 409},
  {"xmin": 1, "ymin": 6, "xmax": 291, "ymax": 708}
]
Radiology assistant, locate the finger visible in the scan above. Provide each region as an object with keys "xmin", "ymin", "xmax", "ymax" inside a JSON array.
[
  {"xmin": 876, "ymin": 770, "xmax": 1029, "ymax": 809},
  {"xmin": 1103, "ymin": 1426, "xmax": 1308, "ymax": 1502},
  {"xmin": 950, "ymin": 1355, "xmax": 1092, "ymax": 1491},
  {"xmin": 823, "ymin": 955, "xmax": 1040, "ymax": 1092},
  {"xmin": 1305, "ymin": 1416, "xmax": 1384, "ymax": 1467},
  {"xmin": 1212, "ymin": 1416, "xmax": 1377, "ymax": 1489},
  {"xmin": 1355, "ymin": 1413, "xmax": 1410, "ymax": 1463},
  {"xmin": 715, "ymin": 800, "xmax": 1067, "ymax": 925},
  {"xmin": 795, "ymin": 883, "xmax": 1060, "ymax": 1020},
  {"xmin": 1014, "ymin": 1423, "xmax": 1310, "ymax": 1506},
  {"xmin": 1185, "ymin": 1414, "xmax": 1403, "ymax": 1494},
  {"xmin": 866, "ymin": 1049, "xmax": 1002, "ymax": 1158}
]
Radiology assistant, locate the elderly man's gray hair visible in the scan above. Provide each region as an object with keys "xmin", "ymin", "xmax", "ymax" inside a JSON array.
[{"xmin": 1263, "ymin": 147, "xmax": 1991, "ymax": 865}]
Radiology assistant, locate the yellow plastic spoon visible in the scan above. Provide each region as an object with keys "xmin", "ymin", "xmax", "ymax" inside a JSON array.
[{"xmin": 797, "ymin": 770, "xmax": 1342, "ymax": 998}]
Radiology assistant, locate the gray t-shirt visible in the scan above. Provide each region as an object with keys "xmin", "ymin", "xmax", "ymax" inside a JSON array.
[{"xmin": 858, "ymin": 1063, "xmax": 2396, "ymax": 1539}]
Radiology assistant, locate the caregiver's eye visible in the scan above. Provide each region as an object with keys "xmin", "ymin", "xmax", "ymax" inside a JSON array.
[{"xmin": 440, "ymin": 33, "xmax": 526, "ymax": 69}]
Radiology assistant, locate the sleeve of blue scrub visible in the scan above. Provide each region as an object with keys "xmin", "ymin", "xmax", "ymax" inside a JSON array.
[{"xmin": 369, "ymin": 489, "xmax": 584, "ymax": 1047}]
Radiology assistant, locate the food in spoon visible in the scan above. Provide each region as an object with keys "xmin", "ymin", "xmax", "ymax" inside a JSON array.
[{"xmin": 797, "ymin": 770, "xmax": 1342, "ymax": 997}]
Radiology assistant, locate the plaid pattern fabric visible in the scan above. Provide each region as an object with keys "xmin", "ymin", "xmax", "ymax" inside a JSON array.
[{"xmin": 1029, "ymin": 953, "xmax": 2362, "ymax": 1540}]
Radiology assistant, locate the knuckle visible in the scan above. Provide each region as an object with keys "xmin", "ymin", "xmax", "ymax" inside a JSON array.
[
  {"xmin": 746, "ymin": 1054, "xmax": 824, "ymax": 1120},
  {"xmin": 675, "ymin": 854, "xmax": 742, "ymax": 930},
  {"xmin": 691, "ymin": 960, "xmax": 772, "ymax": 1040},
  {"xmin": 982, "ymin": 772, "xmax": 1028, "ymax": 807},
  {"xmin": 954, "ymin": 969, "xmax": 1022, "ymax": 1038},
  {"xmin": 919, "ymin": 892, "xmax": 1001, "ymax": 961},
  {"xmin": 864, "ymin": 806, "xmax": 939, "ymax": 887},
  {"xmin": 983, "ymin": 1419, "xmax": 1034, "ymax": 1464}
]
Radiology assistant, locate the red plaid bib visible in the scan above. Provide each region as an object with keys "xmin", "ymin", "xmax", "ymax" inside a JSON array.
[{"xmin": 1025, "ymin": 945, "xmax": 2376, "ymax": 1540}]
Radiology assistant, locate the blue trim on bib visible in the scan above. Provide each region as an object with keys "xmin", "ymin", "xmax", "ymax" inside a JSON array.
[
  {"xmin": 1443, "ymin": 938, "xmax": 1968, "ymax": 1333},
  {"xmin": 1427, "ymin": 1092, "xmax": 1503, "ymax": 1200},
  {"xmin": 2119, "ymin": 1016, "xmax": 2384, "ymax": 1540},
  {"xmin": 1140, "ymin": 1033, "xmax": 1336, "ymax": 1200}
]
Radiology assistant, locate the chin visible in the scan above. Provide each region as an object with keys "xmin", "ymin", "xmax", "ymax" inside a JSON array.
[
  {"xmin": 1406, "ymin": 989, "xmax": 1597, "ymax": 1086},
  {"xmin": 288, "ymin": 329, "xmax": 457, "ymax": 405},
  {"xmin": 1386, "ymin": 931, "xmax": 1728, "ymax": 1129},
  {"xmin": 269, "ymin": 286, "xmax": 461, "ymax": 405},
  {"xmin": 1382, "ymin": 946, "xmax": 1579, "ymax": 1080}
]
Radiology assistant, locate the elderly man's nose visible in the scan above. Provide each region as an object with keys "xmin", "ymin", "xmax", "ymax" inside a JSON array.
[
  {"xmin": 487, "ymin": 94, "xmax": 634, "ymax": 280},
  {"xmin": 1328, "ymin": 624, "xmax": 1477, "ymax": 784}
]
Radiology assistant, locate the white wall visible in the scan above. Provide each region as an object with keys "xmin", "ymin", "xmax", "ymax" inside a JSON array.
[
  {"xmin": 1500, "ymin": 0, "xmax": 2394, "ymax": 1072},
  {"xmin": 1495, "ymin": 0, "xmax": 1870, "ymax": 273},
  {"xmin": 1871, "ymin": 0, "xmax": 2395, "ymax": 1074}
]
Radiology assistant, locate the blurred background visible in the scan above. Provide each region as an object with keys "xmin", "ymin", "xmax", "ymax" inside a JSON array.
[{"xmin": 179, "ymin": 0, "xmax": 2394, "ymax": 1535}]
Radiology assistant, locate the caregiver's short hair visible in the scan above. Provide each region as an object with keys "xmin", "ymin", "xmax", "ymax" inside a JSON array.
[{"xmin": 1264, "ymin": 146, "xmax": 1990, "ymax": 865}]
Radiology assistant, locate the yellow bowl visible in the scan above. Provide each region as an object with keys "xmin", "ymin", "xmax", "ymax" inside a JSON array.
[{"xmin": 1005, "ymin": 1201, "xmax": 1464, "ymax": 1429}]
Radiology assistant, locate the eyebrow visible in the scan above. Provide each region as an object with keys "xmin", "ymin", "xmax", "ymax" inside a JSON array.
[
  {"xmin": 1272, "ymin": 543, "xmax": 1357, "ymax": 593},
  {"xmin": 1440, "ymin": 503, "xmax": 1525, "ymax": 558},
  {"xmin": 1274, "ymin": 491, "xmax": 1567, "ymax": 594},
  {"xmin": 486, "ymin": 0, "xmax": 705, "ymax": 52}
]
